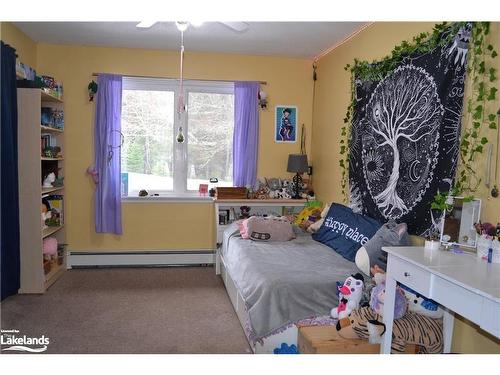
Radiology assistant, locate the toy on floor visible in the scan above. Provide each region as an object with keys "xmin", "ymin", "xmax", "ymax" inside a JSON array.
[
  {"xmin": 273, "ymin": 343, "xmax": 299, "ymax": 354},
  {"xmin": 331, "ymin": 273, "xmax": 365, "ymax": 319},
  {"xmin": 335, "ymin": 306, "xmax": 443, "ymax": 353}
]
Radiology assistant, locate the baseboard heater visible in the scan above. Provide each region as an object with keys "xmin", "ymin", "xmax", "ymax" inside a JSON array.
[{"xmin": 68, "ymin": 250, "xmax": 215, "ymax": 268}]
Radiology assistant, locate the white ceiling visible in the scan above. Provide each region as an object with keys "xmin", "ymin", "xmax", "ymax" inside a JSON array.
[{"xmin": 14, "ymin": 22, "xmax": 367, "ymax": 59}]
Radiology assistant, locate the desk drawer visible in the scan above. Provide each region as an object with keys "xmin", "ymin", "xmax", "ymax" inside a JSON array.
[
  {"xmin": 389, "ymin": 256, "xmax": 431, "ymax": 296},
  {"xmin": 480, "ymin": 298, "xmax": 500, "ymax": 338},
  {"xmin": 431, "ymin": 276, "xmax": 483, "ymax": 326}
]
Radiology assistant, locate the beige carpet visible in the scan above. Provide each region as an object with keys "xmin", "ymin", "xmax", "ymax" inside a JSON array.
[{"xmin": 1, "ymin": 267, "xmax": 252, "ymax": 354}]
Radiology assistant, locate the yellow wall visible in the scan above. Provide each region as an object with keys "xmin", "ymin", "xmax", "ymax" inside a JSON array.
[
  {"xmin": 34, "ymin": 42, "xmax": 313, "ymax": 251},
  {"xmin": 312, "ymin": 21, "xmax": 500, "ymax": 354},
  {"xmin": 4, "ymin": 21, "xmax": 499, "ymax": 353},
  {"xmin": 0, "ymin": 22, "xmax": 37, "ymax": 69}
]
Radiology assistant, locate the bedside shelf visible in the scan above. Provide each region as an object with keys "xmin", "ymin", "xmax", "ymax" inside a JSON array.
[{"xmin": 42, "ymin": 225, "xmax": 64, "ymax": 239}]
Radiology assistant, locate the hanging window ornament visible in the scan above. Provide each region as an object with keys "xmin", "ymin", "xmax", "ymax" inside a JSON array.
[
  {"xmin": 175, "ymin": 22, "xmax": 188, "ymax": 143},
  {"xmin": 177, "ymin": 126, "xmax": 185, "ymax": 143}
]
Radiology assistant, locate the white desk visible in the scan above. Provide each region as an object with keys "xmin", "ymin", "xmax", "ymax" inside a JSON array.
[{"xmin": 381, "ymin": 246, "xmax": 500, "ymax": 354}]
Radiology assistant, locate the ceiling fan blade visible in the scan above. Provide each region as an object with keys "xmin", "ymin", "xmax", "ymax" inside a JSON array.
[
  {"xmin": 136, "ymin": 21, "xmax": 158, "ymax": 29},
  {"xmin": 220, "ymin": 22, "xmax": 249, "ymax": 32}
]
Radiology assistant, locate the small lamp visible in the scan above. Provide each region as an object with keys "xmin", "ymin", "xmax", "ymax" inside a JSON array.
[{"xmin": 287, "ymin": 154, "xmax": 308, "ymax": 199}]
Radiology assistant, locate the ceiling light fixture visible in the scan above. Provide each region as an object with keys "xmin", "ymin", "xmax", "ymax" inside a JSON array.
[{"xmin": 175, "ymin": 21, "xmax": 189, "ymax": 32}]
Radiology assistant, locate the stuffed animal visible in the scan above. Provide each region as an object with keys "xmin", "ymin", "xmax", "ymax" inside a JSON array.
[
  {"xmin": 369, "ymin": 273, "xmax": 407, "ymax": 320},
  {"xmin": 255, "ymin": 185, "xmax": 269, "ymax": 199},
  {"xmin": 277, "ymin": 188, "xmax": 291, "ymax": 199},
  {"xmin": 306, "ymin": 203, "xmax": 331, "ymax": 233},
  {"xmin": 293, "ymin": 205, "xmax": 322, "ymax": 229},
  {"xmin": 336, "ymin": 306, "xmax": 443, "ymax": 353},
  {"xmin": 254, "ymin": 179, "xmax": 270, "ymax": 199},
  {"xmin": 269, "ymin": 188, "xmax": 290, "ymax": 199},
  {"xmin": 43, "ymin": 237, "xmax": 58, "ymax": 261},
  {"xmin": 43, "ymin": 172, "xmax": 56, "ymax": 188},
  {"xmin": 399, "ymin": 284, "xmax": 443, "ymax": 319},
  {"xmin": 331, "ymin": 273, "xmax": 365, "ymax": 319},
  {"xmin": 266, "ymin": 177, "xmax": 282, "ymax": 191}
]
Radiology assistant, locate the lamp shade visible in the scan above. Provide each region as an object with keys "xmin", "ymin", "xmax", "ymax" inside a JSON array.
[{"xmin": 287, "ymin": 154, "xmax": 308, "ymax": 173}]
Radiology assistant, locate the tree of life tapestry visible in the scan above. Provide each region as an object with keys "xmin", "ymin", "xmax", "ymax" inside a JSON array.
[{"xmin": 348, "ymin": 24, "xmax": 471, "ymax": 236}]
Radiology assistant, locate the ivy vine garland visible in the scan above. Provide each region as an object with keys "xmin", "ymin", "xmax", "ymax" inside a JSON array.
[{"xmin": 339, "ymin": 22, "xmax": 498, "ymax": 205}]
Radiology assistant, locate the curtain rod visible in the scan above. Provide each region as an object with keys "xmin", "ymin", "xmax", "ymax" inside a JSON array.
[{"xmin": 91, "ymin": 72, "xmax": 267, "ymax": 85}]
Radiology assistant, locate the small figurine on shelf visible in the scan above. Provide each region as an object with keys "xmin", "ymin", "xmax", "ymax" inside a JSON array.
[
  {"xmin": 43, "ymin": 146, "xmax": 61, "ymax": 158},
  {"xmin": 53, "ymin": 176, "xmax": 64, "ymax": 187},
  {"xmin": 199, "ymin": 184, "xmax": 208, "ymax": 197},
  {"xmin": 43, "ymin": 172, "xmax": 56, "ymax": 188},
  {"xmin": 239, "ymin": 206, "xmax": 251, "ymax": 219},
  {"xmin": 41, "ymin": 200, "xmax": 51, "ymax": 229}
]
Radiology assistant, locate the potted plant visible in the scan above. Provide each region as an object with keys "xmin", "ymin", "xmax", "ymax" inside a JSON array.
[{"xmin": 425, "ymin": 192, "xmax": 455, "ymax": 250}]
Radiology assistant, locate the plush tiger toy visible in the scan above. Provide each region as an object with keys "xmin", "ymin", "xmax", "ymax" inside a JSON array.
[{"xmin": 336, "ymin": 306, "xmax": 443, "ymax": 354}]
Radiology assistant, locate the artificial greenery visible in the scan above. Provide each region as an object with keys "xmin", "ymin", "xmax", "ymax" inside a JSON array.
[
  {"xmin": 458, "ymin": 22, "xmax": 498, "ymax": 196},
  {"xmin": 339, "ymin": 22, "xmax": 498, "ymax": 207}
]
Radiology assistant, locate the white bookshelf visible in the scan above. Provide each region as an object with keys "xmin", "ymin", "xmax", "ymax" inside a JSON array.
[{"xmin": 17, "ymin": 88, "xmax": 66, "ymax": 293}]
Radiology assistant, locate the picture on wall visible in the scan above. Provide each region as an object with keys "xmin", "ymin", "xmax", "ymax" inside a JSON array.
[{"xmin": 275, "ymin": 105, "xmax": 298, "ymax": 143}]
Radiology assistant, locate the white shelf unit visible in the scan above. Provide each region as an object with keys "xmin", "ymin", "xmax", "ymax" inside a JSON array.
[{"xmin": 17, "ymin": 88, "xmax": 66, "ymax": 293}]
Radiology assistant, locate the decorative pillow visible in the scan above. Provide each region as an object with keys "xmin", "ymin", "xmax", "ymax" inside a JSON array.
[
  {"xmin": 239, "ymin": 216, "xmax": 296, "ymax": 242},
  {"xmin": 312, "ymin": 203, "xmax": 382, "ymax": 262},
  {"xmin": 355, "ymin": 221, "xmax": 410, "ymax": 275}
]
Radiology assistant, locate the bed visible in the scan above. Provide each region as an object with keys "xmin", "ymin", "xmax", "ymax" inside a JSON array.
[{"xmin": 216, "ymin": 222, "xmax": 361, "ymax": 353}]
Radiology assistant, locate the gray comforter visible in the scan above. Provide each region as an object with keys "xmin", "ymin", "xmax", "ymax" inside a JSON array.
[{"xmin": 222, "ymin": 223, "xmax": 360, "ymax": 339}]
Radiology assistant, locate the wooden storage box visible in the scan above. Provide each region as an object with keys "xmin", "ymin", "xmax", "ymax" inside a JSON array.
[
  {"xmin": 298, "ymin": 326, "xmax": 418, "ymax": 354},
  {"xmin": 298, "ymin": 326, "xmax": 380, "ymax": 354},
  {"xmin": 215, "ymin": 187, "xmax": 247, "ymax": 199}
]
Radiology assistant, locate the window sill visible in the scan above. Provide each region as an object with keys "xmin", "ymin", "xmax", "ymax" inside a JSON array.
[{"xmin": 121, "ymin": 196, "xmax": 214, "ymax": 204}]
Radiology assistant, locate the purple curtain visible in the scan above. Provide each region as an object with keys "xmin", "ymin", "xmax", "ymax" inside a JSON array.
[
  {"xmin": 233, "ymin": 81, "xmax": 260, "ymax": 188},
  {"xmin": 94, "ymin": 74, "xmax": 122, "ymax": 234}
]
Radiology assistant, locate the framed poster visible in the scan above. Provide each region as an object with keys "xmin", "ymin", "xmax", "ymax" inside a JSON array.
[{"xmin": 275, "ymin": 105, "xmax": 298, "ymax": 143}]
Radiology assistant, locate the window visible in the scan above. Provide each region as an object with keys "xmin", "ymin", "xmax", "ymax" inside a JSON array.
[{"xmin": 121, "ymin": 78, "xmax": 234, "ymax": 197}]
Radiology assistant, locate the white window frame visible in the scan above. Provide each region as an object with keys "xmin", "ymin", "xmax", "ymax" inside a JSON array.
[{"xmin": 121, "ymin": 77, "xmax": 234, "ymax": 199}]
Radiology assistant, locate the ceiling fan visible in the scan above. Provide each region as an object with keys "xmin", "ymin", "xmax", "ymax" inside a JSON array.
[{"xmin": 136, "ymin": 21, "xmax": 249, "ymax": 33}]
